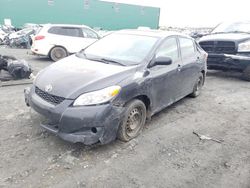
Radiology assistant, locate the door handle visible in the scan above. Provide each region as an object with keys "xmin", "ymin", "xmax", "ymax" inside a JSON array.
[{"xmin": 177, "ymin": 64, "xmax": 182, "ymax": 71}]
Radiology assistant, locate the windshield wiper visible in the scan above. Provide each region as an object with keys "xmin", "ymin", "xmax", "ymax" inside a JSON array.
[
  {"xmin": 229, "ymin": 31, "xmax": 250, "ymax": 34},
  {"xmin": 76, "ymin": 52, "xmax": 126, "ymax": 66},
  {"xmin": 212, "ymin": 31, "xmax": 250, "ymax": 34},
  {"xmin": 212, "ymin": 32, "xmax": 227, "ymax": 34},
  {"xmin": 100, "ymin": 58, "xmax": 125, "ymax": 66}
]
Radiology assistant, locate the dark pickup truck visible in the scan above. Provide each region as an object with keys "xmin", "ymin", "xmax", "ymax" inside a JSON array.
[{"xmin": 199, "ymin": 21, "xmax": 250, "ymax": 81}]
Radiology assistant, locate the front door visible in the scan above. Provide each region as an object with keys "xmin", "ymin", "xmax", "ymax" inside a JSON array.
[{"xmin": 147, "ymin": 37, "xmax": 182, "ymax": 113}]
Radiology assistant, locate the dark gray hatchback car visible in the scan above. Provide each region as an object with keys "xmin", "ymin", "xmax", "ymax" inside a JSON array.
[{"xmin": 24, "ymin": 30, "xmax": 207, "ymax": 145}]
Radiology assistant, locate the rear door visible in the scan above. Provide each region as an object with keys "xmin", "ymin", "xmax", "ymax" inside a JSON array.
[
  {"xmin": 148, "ymin": 37, "xmax": 182, "ymax": 112},
  {"xmin": 47, "ymin": 26, "xmax": 84, "ymax": 53},
  {"xmin": 177, "ymin": 37, "xmax": 201, "ymax": 96}
]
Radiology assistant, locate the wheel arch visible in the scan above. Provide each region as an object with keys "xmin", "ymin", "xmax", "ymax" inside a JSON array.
[{"xmin": 124, "ymin": 94, "xmax": 152, "ymax": 120}]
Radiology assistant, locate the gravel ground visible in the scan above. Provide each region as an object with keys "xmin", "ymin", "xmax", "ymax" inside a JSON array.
[{"xmin": 0, "ymin": 48, "xmax": 250, "ymax": 188}]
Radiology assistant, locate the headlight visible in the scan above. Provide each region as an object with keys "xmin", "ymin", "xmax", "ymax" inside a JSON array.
[
  {"xmin": 73, "ymin": 86, "xmax": 121, "ymax": 106},
  {"xmin": 238, "ymin": 40, "xmax": 250, "ymax": 52},
  {"xmin": 32, "ymin": 71, "xmax": 41, "ymax": 83}
]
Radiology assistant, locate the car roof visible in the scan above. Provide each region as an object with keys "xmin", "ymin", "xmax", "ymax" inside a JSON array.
[
  {"xmin": 116, "ymin": 29, "xmax": 191, "ymax": 39},
  {"xmin": 42, "ymin": 23, "xmax": 92, "ymax": 29}
]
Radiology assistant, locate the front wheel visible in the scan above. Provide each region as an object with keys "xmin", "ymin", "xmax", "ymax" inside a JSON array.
[
  {"xmin": 190, "ymin": 72, "xmax": 204, "ymax": 98},
  {"xmin": 242, "ymin": 66, "xmax": 250, "ymax": 81},
  {"xmin": 117, "ymin": 99, "xmax": 147, "ymax": 142},
  {"xmin": 49, "ymin": 46, "xmax": 68, "ymax": 62}
]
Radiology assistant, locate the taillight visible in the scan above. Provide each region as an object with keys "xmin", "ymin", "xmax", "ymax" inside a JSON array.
[{"xmin": 34, "ymin": 36, "xmax": 45, "ymax": 40}]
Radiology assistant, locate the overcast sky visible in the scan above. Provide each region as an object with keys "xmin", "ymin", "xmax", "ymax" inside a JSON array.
[{"xmin": 103, "ymin": 0, "xmax": 250, "ymax": 27}]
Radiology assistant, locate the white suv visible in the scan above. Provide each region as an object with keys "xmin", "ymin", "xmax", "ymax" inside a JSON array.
[{"xmin": 31, "ymin": 24, "xmax": 100, "ymax": 61}]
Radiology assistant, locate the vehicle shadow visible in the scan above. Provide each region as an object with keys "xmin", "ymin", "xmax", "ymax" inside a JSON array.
[
  {"xmin": 49, "ymin": 96, "xmax": 191, "ymax": 152},
  {"xmin": 22, "ymin": 94, "xmax": 197, "ymax": 175},
  {"xmin": 206, "ymin": 70, "xmax": 243, "ymax": 81},
  {"xmin": 28, "ymin": 56, "xmax": 52, "ymax": 62}
]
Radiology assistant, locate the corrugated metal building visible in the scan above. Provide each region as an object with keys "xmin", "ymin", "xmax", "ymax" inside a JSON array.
[{"xmin": 0, "ymin": 0, "xmax": 160, "ymax": 30}]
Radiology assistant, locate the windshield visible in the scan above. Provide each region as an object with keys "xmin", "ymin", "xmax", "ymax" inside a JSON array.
[
  {"xmin": 212, "ymin": 22, "xmax": 250, "ymax": 34},
  {"xmin": 82, "ymin": 33, "xmax": 159, "ymax": 66}
]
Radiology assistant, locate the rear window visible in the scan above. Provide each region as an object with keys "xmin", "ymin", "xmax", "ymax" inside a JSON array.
[
  {"xmin": 179, "ymin": 37, "xmax": 195, "ymax": 58},
  {"xmin": 48, "ymin": 26, "xmax": 83, "ymax": 37}
]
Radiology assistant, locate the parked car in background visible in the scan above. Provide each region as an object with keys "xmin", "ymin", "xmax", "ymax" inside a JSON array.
[
  {"xmin": 6, "ymin": 28, "xmax": 37, "ymax": 48},
  {"xmin": 199, "ymin": 21, "xmax": 250, "ymax": 81},
  {"xmin": 0, "ymin": 28, "xmax": 7, "ymax": 44},
  {"xmin": 23, "ymin": 23, "xmax": 40, "ymax": 30},
  {"xmin": 31, "ymin": 24, "xmax": 100, "ymax": 61},
  {"xmin": 24, "ymin": 29, "xmax": 207, "ymax": 145}
]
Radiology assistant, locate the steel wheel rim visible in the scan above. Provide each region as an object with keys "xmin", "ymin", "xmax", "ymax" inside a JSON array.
[
  {"xmin": 125, "ymin": 107, "xmax": 143, "ymax": 137},
  {"xmin": 54, "ymin": 49, "xmax": 65, "ymax": 59}
]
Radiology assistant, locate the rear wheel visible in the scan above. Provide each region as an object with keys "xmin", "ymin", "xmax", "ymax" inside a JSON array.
[
  {"xmin": 49, "ymin": 46, "xmax": 68, "ymax": 62},
  {"xmin": 117, "ymin": 99, "xmax": 146, "ymax": 142},
  {"xmin": 242, "ymin": 66, "xmax": 250, "ymax": 81},
  {"xmin": 190, "ymin": 72, "xmax": 204, "ymax": 98}
]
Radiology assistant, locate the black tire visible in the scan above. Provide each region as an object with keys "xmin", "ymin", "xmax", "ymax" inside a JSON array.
[
  {"xmin": 242, "ymin": 66, "xmax": 250, "ymax": 81},
  {"xmin": 190, "ymin": 72, "xmax": 204, "ymax": 98},
  {"xmin": 117, "ymin": 99, "xmax": 147, "ymax": 142},
  {"xmin": 49, "ymin": 46, "xmax": 68, "ymax": 62}
]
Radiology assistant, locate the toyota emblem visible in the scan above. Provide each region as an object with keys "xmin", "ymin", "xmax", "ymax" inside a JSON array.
[{"xmin": 45, "ymin": 84, "xmax": 53, "ymax": 92}]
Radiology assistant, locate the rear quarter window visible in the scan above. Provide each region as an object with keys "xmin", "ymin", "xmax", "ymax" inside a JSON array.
[
  {"xmin": 48, "ymin": 27, "xmax": 83, "ymax": 37},
  {"xmin": 179, "ymin": 37, "xmax": 196, "ymax": 58}
]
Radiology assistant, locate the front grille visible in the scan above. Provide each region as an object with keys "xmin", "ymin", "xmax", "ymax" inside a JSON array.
[
  {"xmin": 35, "ymin": 86, "xmax": 65, "ymax": 105},
  {"xmin": 199, "ymin": 41, "xmax": 236, "ymax": 54}
]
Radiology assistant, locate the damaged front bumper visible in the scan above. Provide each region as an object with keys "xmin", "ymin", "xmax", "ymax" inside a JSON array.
[
  {"xmin": 24, "ymin": 86, "xmax": 125, "ymax": 145},
  {"xmin": 207, "ymin": 53, "xmax": 250, "ymax": 71}
]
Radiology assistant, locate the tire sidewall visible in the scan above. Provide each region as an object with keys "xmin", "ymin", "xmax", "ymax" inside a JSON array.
[
  {"xmin": 118, "ymin": 100, "xmax": 147, "ymax": 142},
  {"xmin": 50, "ymin": 46, "xmax": 68, "ymax": 62},
  {"xmin": 242, "ymin": 66, "xmax": 250, "ymax": 81},
  {"xmin": 191, "ymin": 73, "xmax": 204, "ymax": 97}
]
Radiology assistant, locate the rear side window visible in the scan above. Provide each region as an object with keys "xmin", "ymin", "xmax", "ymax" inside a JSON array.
[
  {"xmin": 82, "ymin": 28, "xmax": 99, "ymax": 39},
  {"xmin": 179, "ymin": 37, "xmax": 196, "ymax": 58},
  {"xmin": 156, "ymin": 37, "xmax": 179, "ymax": 62},
  {"xmin": 48, "ymin": 27, "xmax": 83, "ymax": 37}
]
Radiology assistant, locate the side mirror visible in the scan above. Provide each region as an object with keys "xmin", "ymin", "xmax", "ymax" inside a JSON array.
[
  {"xmin": 191, "ymin": 32, "xmax": 204, "ymax": 39},
  {"xmin": 150, "ymin": 56, "xmax": 172, "ymax": 67}
]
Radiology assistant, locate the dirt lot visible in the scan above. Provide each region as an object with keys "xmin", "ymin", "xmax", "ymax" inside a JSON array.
[{"xmin": 0, "ymin": 48, "xmax": 250, "ymax": 188}]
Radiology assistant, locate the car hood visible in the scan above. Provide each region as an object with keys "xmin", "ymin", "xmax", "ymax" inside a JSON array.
[
  {"xmin": 199, "ymin": 33, "xmax": 250, "ymax": 43},
  {"xmin": 35, "ymin": 55, "xmax": 137, "ymax": 99}
]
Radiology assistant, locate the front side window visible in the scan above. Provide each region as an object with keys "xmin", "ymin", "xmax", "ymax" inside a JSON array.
[
  {"xmin": 48, "ymin": 27, "xmax": 83, "ymax": 37},
  {"xmin": 155, "ymin": 37, "xmax": 179, "ymax": 62},
  {"xmin": 82, "ymin": 28, "xmax": 98, "ymax": 39},
  {"xmin": 179, "ymin": 37, "xmax": 195, "ymax": 59}
]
